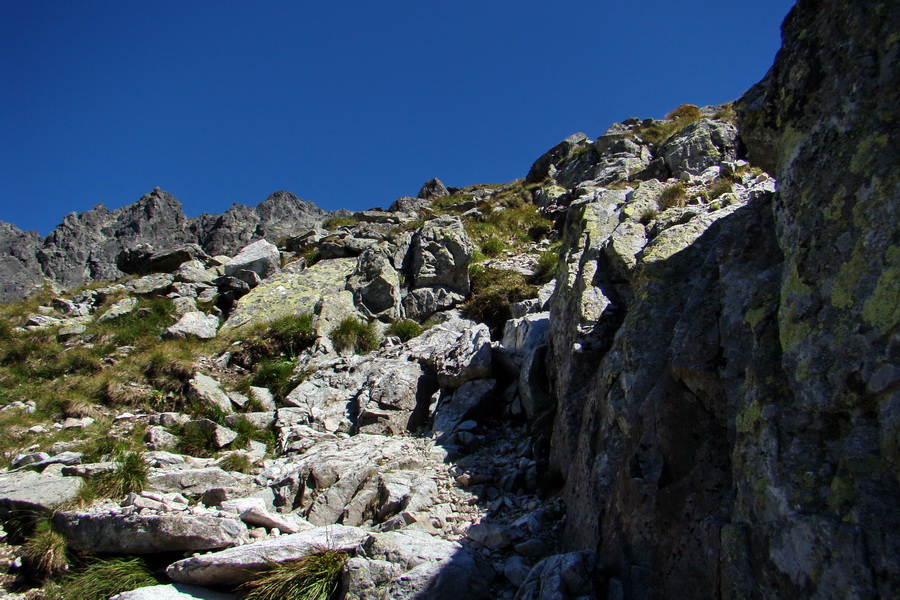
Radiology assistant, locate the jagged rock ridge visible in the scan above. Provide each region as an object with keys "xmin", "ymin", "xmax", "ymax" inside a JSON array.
[{"xmin": 0, "ymin": 188, "xmax": 325, "ymax": 301}]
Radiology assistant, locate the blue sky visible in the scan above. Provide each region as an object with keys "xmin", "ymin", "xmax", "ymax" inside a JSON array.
[{"xmin": 1, "ymin": 1, "xmax": 795, "ymax": 235}]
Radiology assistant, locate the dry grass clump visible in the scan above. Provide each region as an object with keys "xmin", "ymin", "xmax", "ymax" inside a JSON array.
[
  {"xmin": 658, "ymin": 183, "xmax": 689, "ymax": 210},
  {"xmin": 239, "ymin": 551, "xmax": 349, "ymax": 600}
]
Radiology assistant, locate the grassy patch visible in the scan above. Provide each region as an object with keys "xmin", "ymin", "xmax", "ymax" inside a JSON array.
[
  {"xmin": 708, "ymin": 178, "xmax": 734, "ymax": 200},
  {"xmin": 321, "ymin": 216, "xmax": 358, "ymax": 229},
  {"xmin": 22, "ymin": 519, "xmax": 68, "ymax": 581},
  {"xmin": 217, "ymin": 451, "xmax": 253, "ymax": 474},
  {"xmin": 658, "ymin": 183, "xmax": 688, "ymax": 210},
  {"xmin": 533, "ymin": 244, "xmax": 562, "ymax": 284},
  {"xmin": 70, "ymin": 450, "xmax": 149, "ymax": 506},
  {"xmin": 252, "ymin": 358, "xmax": 298, "ymax": 400},
  {"xmin": 463, "ymin": 267, "xmax": 537, "ymax": 338},
  {"xmin": 386, "ymin": 319, "xmax": 423, "ymax": 342},
  {"xmin": 230, "ymin": 415, "xmax": 276, "ymax": 452},
  {"xmin": 51, "ymin": 557, "xmax": 158, "ymax": 600},
  {"xmin": 330, "ymin": 317, "xmax": 379, "ymax": 354},
  {"xmin": 239, "ymin": 551, "xmax": 349, "ymax": 600},
  {"xmin": 632, "ymin": 104, "xmax": 703, "ymax": 147}
]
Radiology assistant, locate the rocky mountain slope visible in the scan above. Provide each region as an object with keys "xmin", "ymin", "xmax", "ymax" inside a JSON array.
[
  {"xmin": 0, "ymin": 190, "xmax": 325, "ymax": 302},
  {"xmin": 0, "ymin": 0, "xmax": 896, "ymax": 599}
]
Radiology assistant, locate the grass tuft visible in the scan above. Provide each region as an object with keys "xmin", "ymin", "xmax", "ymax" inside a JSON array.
[
  {"xmin": 386, "ymin": 319, "xmax": 423, "ymax": 342},
  {"xmin": 321, "ymin": 216, "xmax": 358, "ymax": 229},
  {"xmin": 52, "ymin": 557, "xmax": 158, "ymax": 600},
  {"xmin": 22, "ymin": 519, "xmax": 68, "ymax": 581},
  {"xmin": 239, "ymin": 551, "xmax": 349, "ymax": 600},
  {"xmin": 463, "ymin": 267, "xmax": 537, "ymax": 338},
  {"xmin": 330, "ymin": 317, "xmax": 379, "ymax": 354},
  {"xmin": 658, "ymin": 183, "xmax": 688, "ymax": 210}
]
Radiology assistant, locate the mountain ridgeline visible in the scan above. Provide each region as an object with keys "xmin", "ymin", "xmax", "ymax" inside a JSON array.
[{"xmin": 0, "ymin": 0, "xmax": 896, "ymax": 599}]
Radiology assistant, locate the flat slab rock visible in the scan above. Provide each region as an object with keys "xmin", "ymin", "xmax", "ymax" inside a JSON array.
[
  {"xmin": 0, "ymin": 470, "xmax": 82, "ymax": 514},
  {"xmin": 53, "ymin": 511, "xmax": 247, "ymax": 554},
  {"xmin": 167, "ymin": 524, "xmax": 369, "ymax": 586},
  {"xmin": 111, "ymin": 584, "xmax": 237, "ymax": 600}
]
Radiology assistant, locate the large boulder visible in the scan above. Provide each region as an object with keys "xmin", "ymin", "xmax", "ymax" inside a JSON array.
[
  {"xmin": 348, "ymin": 246, "xmax": 402, "ymax": 320},
  {"xmin": 166, "ymin": 525, "xmax": 369, "ymax": 586},
  {"xmin": 0, "ymin": 221, "xmax": 44, "ymax": 303},
  {"xmin": 223, "ymin": 239, "xmax": 280, "ymax": 282},
  {"xmin": 417, "ymin": 178, "xmax": 450, "ymax": 200},
  {"xmin": 0, "ymin": 471, "xmax": 82, "ymax": 514},
  {"xmin": 525, "ymin": 133, "xmax": 590, "ymax": 184},
  {"xmin": 53, "ymin": 511, "xmax": 247, "ymax": 553},
  {"xmin": 344, "ymin": 530, "xmax": 493, "ymax": 600},
  {"xmin": 163, "ymin": 311, "xmax": 219, "ymax": 340},
  {"xmin": 660, "ymin": 118, "xmax": 738, "ymax": 177},
  {"xmin": 111, "ymin": 584, "xmax": 236, "ymax": 600},
  {"xmin": 408, "ymin": 217, "xmax": 473, "ymax": 295},
  {"xmin": 222, "ymin": 258, "xmax": 357, "ymax": 330}
]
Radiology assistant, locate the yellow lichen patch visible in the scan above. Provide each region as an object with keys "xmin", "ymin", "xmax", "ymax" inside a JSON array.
[
  {"xmin": 779, "ymin": 262, "xmax": 815, "ymax": 352},
  {"xmin": 862, "ymin": 246, "xmax": 900, "ymax": 332},
  {"xmin": 830, "ymin": 240, "xmax": 870, "ymax": 309},
  {"xmin": 736, "ymin": 399, "xmax": 763, "ymax": 434},
  {"xmin": 744, "ymin": 306, "xmax": 768, "ymax": 331},
  {"xmin": 850, "ymin": 133, "xmax": 888, "ymax": 175}
]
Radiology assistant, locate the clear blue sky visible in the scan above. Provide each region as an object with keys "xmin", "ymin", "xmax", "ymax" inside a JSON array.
[{"xmin": 1, "ymin": 1, "xmax": 795, "ymax": 235}]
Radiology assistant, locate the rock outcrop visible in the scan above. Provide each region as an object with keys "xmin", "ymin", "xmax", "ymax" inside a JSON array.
[
  {"xmin": 0, "ymin": 188, "xmax": 324, "ymax": 302},
  {"xmin": 543, "ymin": 0, "xmax": 900, "ymax": 598}
]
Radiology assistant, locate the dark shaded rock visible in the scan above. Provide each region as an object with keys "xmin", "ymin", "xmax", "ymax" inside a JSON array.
[
  {"xmin": 0, "ymin": 221, "xmax": 44, "ymax": 303},
  {"xmin": 525, "ymin": 133, "xmax": 590, "ymax": 184},
  {"xmin": 417, "ymin": 178, "xmax": 450, "ymax": 200}
]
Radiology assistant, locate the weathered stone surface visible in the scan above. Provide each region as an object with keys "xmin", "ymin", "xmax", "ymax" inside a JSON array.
[
  {"xmin": 223, "ymin": 257, "xmax": 356, "ymax": 330},
  {"xmin": 163, "ymin": 311, "xmax": 219, "ymax": 340},
  {"xmin": 175, "ymin": 259, "xmax": 217, "ymax": 284},
  {"xmin": 513, "ymin": 551, "xmax": 595, "ymax": 600},
  {"xmin": 53, "ymin": 511, "xmax": 247, "ymax": 553},
  {"xmin": 409, "ymin": 216, "xmax": 473, "ymax": 295},
  {"xmin": 147, "ymin": 468, "xmax": 252, "ymax": 499},
  {"xmin": 345, "ymin": 530, "xmax": 492, "ymax": 600},
  {"xmin": 660, "ymin": 118, "xmax": 738, "ymax": 177},
  {"xmin": 167, "ymin": 525, "xmax": 369, "ymax": 586},
  {"xmin": 433, "ymin": 379, "xmax": 496, "ymax": 442},
  {"xmin": 435, "ymin": 323, "xmax": 492, "ymax": 388},
  {"xmin": 127, "ymin": 273, "xmax": 175, "ymax": 295},
  {"xmin": 417, "ymin": 178, "xmax": 450, "ymax": 200},
  {"xmin": 223, "ymin": 239, "xmax": 280, "ymax": 282},
  {"xmin": 0, "ymin": 221, "xmax": 45, "ymax": 303},
  {"xmin": 111, "ymin": 584, "xmax": 237, "ymax": 600},
  {"xmin": 97, "ymin": 296, "xmax": 137, "ymax": 322},
  {"xmin": 188, "ymin": 373, "xmax": 234, "ymax": 415},
  {"xmin": 348, "ymin": 246, "xmax": 402, "ymax": 319},
  {"xmin": 526, "ymin": 132, "xmax": 590, "ymax": 184},
  {"xmin": 401, "ymin": 286, "xmax": 465, "ymax": 320},
  {"xmin": 0, "ymin": 471, "xmax": 82, "ymax": 514}
]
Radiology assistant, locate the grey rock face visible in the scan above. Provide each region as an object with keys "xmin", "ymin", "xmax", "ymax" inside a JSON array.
[
  {"xmin": 345, "ymin": 530, "xmax": 492, "ymax": 600},
  {"xmin": 197, "ymin": 190, "xmax": 325, "ymax": 257},
  {"xmin": 166, "ymin": 525, "xmax": 369, "ymax": 586},
  {"xmin": 53, "ymin": 511, "xmax": 247, "ymax": 553},
  {"xmin": 525, "ymin": 133, "xmax": 590, "ymax": 184},
  {"xmin": 0, "ymin": 470, "xmax": 83, "ymax": 514},
  {"xmin": 223, "ymin": 239, "xmax": 280, "ymax": 282},
  {"xmin": 660, "ymin": 118, "xmax": 738, "ymax": 177},
  {"xmin": 417, "ymin": 177, "xmax": 450, "ymax": 200},
  {"xmin": 111, "ymin": 584, "xmax": 237, "ymax": 600},
  {"xmin": 163, "ymin": 311, "xmax": 220, "ymax": 340},
  {"xmin": 409, "ymin": 216, "xmax": 473, "ymax": 295},
  {"xmin": 0, "ymin": 188, "xmax": 325, "ymax": 301},
  {"xmin": 0, "ymin": 221, "xmax": 44, "ymax": 303}
]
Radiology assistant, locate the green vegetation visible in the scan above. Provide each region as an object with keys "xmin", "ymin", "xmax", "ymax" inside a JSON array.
[
  {"xmin": 330, "ymin": 317, "xmax": 379, "ymax": 354},
  {"xmin": 239, "ymin": 551, "xmax": 349, "ymax": 600},
  {"xmin": 69, "ymin": 450, "xmax": 149, "ymax": 506},
  {"xmin": 22, "ymin": 519, "xmax": 68, "ymax": 581},
  {"xmin": 708, "ymin": 178, "xmax": 734, "ymax": 200},
  {"xmin": 252, "ymin": 358, "xmax": 299, "ymax": 400},
  {"xmin": 51, "ymin": 557, "xmax": 158, "ymax": 600},
  {"xmin": 230, "ymin": 415, "xmax": 276, "ymax": 452},
  {"xmin": 177, "ymin": 421, "xmax": 217, "ymax": 458},
  {"xmin": 464, "ymin": 266, "xmax": 537, "ymax": 337},
  {"xmin": 658, "ymin": 182, "xmax": 688, "ymax": 210},
  {"xmin": 217, "ymin": 451, "xmax": 253, "ymax": 474},
  {"xmin": 533, "ymin": 244, "xmax": 562, "ymax": 284},
  {"xmin": 386, "ymin": 319, "xmax": 423, "ymax": 342},
  {"xmin": 479, "ymin": 236, "xmax": 507, "ymax": 257},
  {"xmin": 321, "ymin": 216, "xmax": 358, "ymax": 229},
  {"xmin": 631, "ymin": 104, "xmax": 703, "ymax": 147},
  {"xmin": 639, "ymin": 208, "xmax": 659, "ymax": 225}
]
